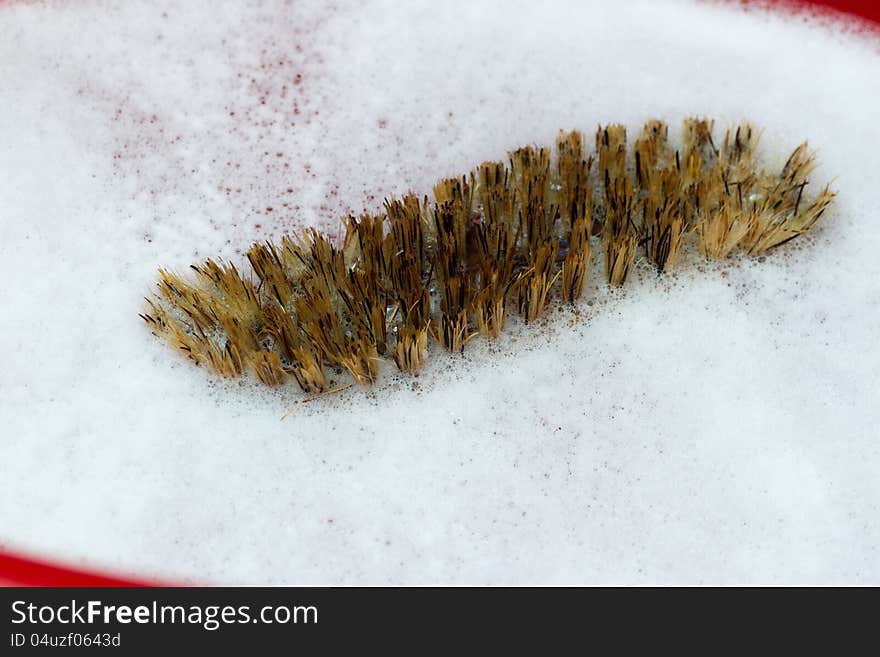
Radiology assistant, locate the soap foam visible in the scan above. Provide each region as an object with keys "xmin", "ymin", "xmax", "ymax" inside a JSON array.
[{"xmin": 0, "ymin": 0, "xmax": 878, "ymax": 584}]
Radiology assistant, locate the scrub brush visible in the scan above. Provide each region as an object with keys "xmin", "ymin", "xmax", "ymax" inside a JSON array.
[{"xmin": 141, "ymin": 117, "xmax": 835, "ymax": 393}]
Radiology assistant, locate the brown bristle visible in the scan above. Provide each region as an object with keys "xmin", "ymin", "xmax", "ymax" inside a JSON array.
[
  {"xmin": 597, "ymin": 124, "xmax": 628, "ymax": 187},
  {"xmin": 392, "ymin": 325, "xmax": 429, "ymax": 374},
  {"xmin": 288, "ymin": 344, "xmax": 328, "ymax": 394},
  {"xmin": 602, "ymin": 168, "xmax": 639, "ymax": 286},
  {"xmin": 556, "ymin": 130, "xmax": 593, "ymax": 232},
  {"xmin": 743, "ymin": 143, "xmax": 836, "ymax": 253},
  {"xmin": 556, "ymin": 129, "xmax": 593, "ymax": 301},
  {"xmin": 343, "ymin": 212, "xmax": 387, "ymax": 279},
  {"xmin": 432, "ymin": 248, "xmax": 474, "ymax": 354},
  {"xmin": 247, "ymin": 241, "xmax": 296, "ymax": 307},
  {"xmin": 384, "ymin": 194, "xmax": 432, "ymax": 373},
  {"xmin": 477, "ymin": 161, "xmax": 516, "ymax": 227},
  {"xmin": 434, "ymin": 174, "xmax": 475, "ymax": 212},
  {"xmin": 682, "ymin": 117, "xmax": 718, "ymax": 166},
  {"xmin": 472, "ymin": 220, "xmax": 516, "ymax": 337},
  {"xmin": 633, "ymin": 120, "xmax": 669, "ymax": 187},
  {"xmin": 515, "ymin": 239, "xmax": 560, "ymax": 323},
  {"xmin": 561, "ymin": 215, "xmax": 591, "ymax": 304},
  {"xmin": 143, "ymin": 117, "xmax": 836, "ymax": 393},
  {"xmin": 337, "ymin": 268, "xmax": 388, "ymax": 355},
  {"xmin": 634, "ymin": 120, "xmax": 685, "ymax": 272},
  {"xmin": 247, "ymin": 349, "xmax": 286, "ymax": 386},
  {"xmin": 337, "ymin": 338, "xmax": 380, "ymax": 386},
  {"xmin": 510, "ymin": 145, "xmax": 554, "ymax": 256}
]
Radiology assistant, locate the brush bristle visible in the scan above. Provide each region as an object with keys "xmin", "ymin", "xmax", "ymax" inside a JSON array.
[{"xmin": 142, "ymin": 117, "xmax": 836, "ymax": 392}]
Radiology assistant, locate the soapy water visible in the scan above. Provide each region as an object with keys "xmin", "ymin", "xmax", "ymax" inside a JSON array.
[{"xmin": 0, "ymin": 0, "xmax": 878, "ymax": 583}]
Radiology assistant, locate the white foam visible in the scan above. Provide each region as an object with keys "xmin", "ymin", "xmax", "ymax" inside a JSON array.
[{"xmin": 1, "ymin": 0, "xmax": 878, "ymax": 583}]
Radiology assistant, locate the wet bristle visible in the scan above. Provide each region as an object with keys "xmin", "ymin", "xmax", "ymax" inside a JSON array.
[{"xmin": 142, "ymin": 117, "xmax": 836, "ymax": 392}]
